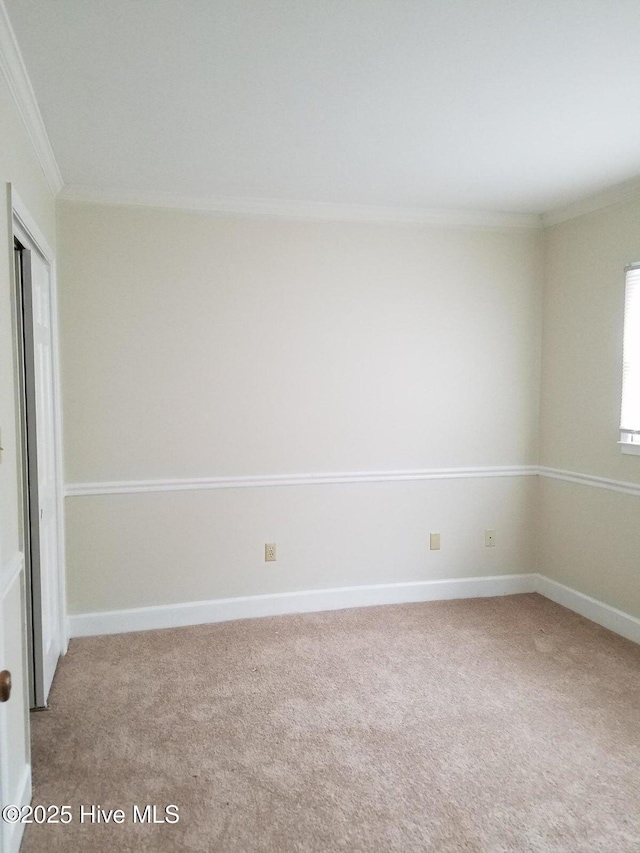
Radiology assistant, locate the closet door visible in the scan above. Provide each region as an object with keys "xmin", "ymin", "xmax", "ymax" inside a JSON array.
[{"xmin": 20, "ymin": 246, "xmax": 62, "ymax": 707}]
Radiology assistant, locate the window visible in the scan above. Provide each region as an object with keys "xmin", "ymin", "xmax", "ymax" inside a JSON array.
[{"xmin": 620, "ymin": 264, "xmax": 640, "ymax": 455}]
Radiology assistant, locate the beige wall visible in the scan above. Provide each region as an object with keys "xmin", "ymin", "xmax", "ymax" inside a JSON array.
[
  {"xmin": 58, "ymin": 203, "xmax": 543, "ymax": 612},
  {"xmin": 540, "ymin": 198, "xmax": 640, "ymax": 617},
  {"xmin": 59, "ymin": 205, "xmax": 543, "ymax": 481},
  {"xmin": 541, "ymin": 198, "xmax": 640, "ymax": 482}
]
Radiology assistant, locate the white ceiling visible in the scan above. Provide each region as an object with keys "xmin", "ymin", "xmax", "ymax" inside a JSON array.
[{"xmin": 5, "ymin": 0, "xmax": 640, "ymax": 215}]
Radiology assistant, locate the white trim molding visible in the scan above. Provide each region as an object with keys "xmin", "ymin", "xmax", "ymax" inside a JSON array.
[
  {"xmin": 65, "ymin": 465, "xmax": 539, "ymax": 497},
  {"xmin": 619, "ymin": 440, "xmax": 640, "ymax": 457},
  {"xmin": 58, "ymin": 185, "xmax": 543, "ymax": 230},
  {"xmin": 11, "ymin": 187, "xmax": 55, "ymax": 263},
  {"xmin": 2, "ymin": 764, "xmax": 31, "ymax": 853},
  {"xmin": 52, "ymin": 175, "xmax": 640, "ymax": 229},
  {"xmin": 65, "ymin": 465, "xmax": 640, "ymax": 498},
  {"xmin": 68, "ymin": 572, "xmax": 537, "ymax": 637},
  {"xmin": 0, "ymin": 1, "xmax": 63, "ymax": 194},
  {"xmin": 542, "ymin": 175, "xmax": 640, "ymax": 227},
  {"xmin": 538, "ymin": 466, "xmax": 640, "ymax": 498},
  {"xmin": 0, "ymin": 554, "xmax": 30, "ymax": 853},
  {"xmin": 68, "ymin": 573, "xmax": 640, "ymax": 648},
  {"xmin": 536, "ymin": 575, "xmax": 640, "ymax": 646}
]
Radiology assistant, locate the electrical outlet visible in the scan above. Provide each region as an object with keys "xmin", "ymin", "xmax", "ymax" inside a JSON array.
[
  {"xmin": 265, "ymin": 543, "xmax": 277, "ymax": 562},
  {"xmin": 485, "ymin": 529, "xmax": 496, "ymax": 547},
  {"xmin": 430, "ymin": 532, "xmax": 440, "ymax": 551}
]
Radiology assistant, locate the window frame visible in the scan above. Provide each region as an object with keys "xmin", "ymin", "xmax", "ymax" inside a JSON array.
[{"xmin": 619, "ymin": 263, "xmax": 640, "ymax": 456}]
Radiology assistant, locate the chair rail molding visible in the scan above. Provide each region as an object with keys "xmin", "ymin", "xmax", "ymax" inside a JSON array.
[
  {"xmin": 65, "ymin": 465, "xmax": 539, "ymax": 497},
  {"xmin": 538, "ymin": 466, "xmax": 640, "ymax": 498},
  {"xmin": 65, "ymin": 466, "xmax": 640, "ymax": 498}
]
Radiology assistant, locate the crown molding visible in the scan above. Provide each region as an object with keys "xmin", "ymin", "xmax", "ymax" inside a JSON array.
[
  {"xmin": 0, "ymin": 1, "xmax": 63, "ymax": 195},
  {"xmin": 57, "ymin": 184, "xmax": 543, "ymax": 229},
  {"xmin": 542, "ymin": 175, "xmax": 640, "ymax": 227}
]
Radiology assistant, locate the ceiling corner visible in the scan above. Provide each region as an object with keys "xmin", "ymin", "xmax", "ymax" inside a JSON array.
[{"xmin": 0, "ymin": 0, "xmax": 63, "ymax": 196}]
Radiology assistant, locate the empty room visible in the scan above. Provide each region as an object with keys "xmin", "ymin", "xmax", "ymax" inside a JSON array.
[{"xmin": 1, "ymin": 1, "xmax": 639, "ymax": 851}]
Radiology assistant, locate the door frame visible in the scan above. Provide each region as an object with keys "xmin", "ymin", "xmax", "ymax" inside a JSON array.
[
  {"xmin": 0, "ymin": 554, "xmax": 30, "ymax": 853},
  {"xmin": 11, "ymin": 187, "xmax": 67, "ymax": 697}
]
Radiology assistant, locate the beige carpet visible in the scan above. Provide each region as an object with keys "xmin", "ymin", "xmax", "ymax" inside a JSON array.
[{"xmin": 22, "ymin": 594, "xmax": 640, "ymax": 853}]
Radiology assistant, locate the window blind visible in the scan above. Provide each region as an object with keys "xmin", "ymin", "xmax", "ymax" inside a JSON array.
[{"xmin": 621, "ymin": 265, "xmax": 640, "ymax": 435}]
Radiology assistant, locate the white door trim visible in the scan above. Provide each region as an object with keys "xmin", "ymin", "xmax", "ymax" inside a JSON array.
[
  {"xmin": 11, "ymin": 188, "xmax": 68, "ymax": 661},
  {"xmin": 0, "ymin": 553, "xmax": 31, "ymax": 853}
]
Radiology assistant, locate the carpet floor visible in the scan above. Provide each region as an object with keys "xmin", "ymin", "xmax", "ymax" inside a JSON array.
[{"xmin": 22, "ymin": 593, "xmax": 640, "ymax": 853}]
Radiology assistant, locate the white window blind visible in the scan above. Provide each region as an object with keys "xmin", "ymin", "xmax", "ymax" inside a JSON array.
[{"xmin": 620, "ymin": 265, "xmax": 640, "ymax": 443}]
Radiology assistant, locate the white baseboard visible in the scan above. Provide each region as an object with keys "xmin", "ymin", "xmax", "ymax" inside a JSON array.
[
  {"xmin": 535, "ymin": 574, "xmax": 640, "ymax": 646},
  {"xmin": 67, "ymin": 572, "xmax": 640, "ymax": 648},
  {"xmin": 3, "ymin": 764, "xmax": 31, "ymax": 853},
  {"xmin": 68, "ymin": 572, "xmax": 537, "ymax": 638}
]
